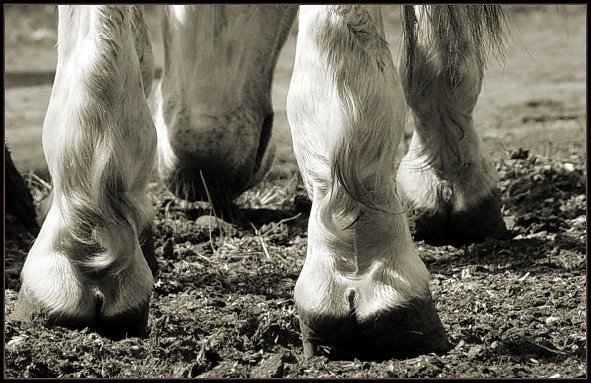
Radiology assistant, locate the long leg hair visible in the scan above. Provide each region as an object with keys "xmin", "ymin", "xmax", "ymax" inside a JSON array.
[{"xmin": 402, "ymin": 5, "xmax": 508, "ymax": 93}]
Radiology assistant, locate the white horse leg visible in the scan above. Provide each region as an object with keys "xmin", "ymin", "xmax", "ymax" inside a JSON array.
[
  {"xmin": 287, "ymin": 5, "xmax": 449, "ymax": 359},
  {"xmin": 397, "ymin": 5, "xmax": 507, "ymax": 245},
  {"xmin": 12, "ymin": 5, "xmax": 157, "ymax": 337}
]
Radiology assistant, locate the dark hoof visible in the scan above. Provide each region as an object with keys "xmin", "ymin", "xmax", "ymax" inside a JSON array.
[
  {"xmin": 294, "ymin": 194, "xmax": 312, "ymax": 215},
  {"xmin": 10, "ymin": 288, "xmax": 150, "ymax": 339},
  {"xmin": 5, "ymin": 145, "xmax": 40, "ymax": 235},
  {"xmin": 140, "ymin": 225, "xmax": 159, "ymax": 278},
  {"xmin": 298, "ymin": 294, "xmax": 450, "ymax": 361},
  {"xmin": 96, "ymin": 302, "xmax": 150, "ymax": 339},
  {"xmin": 413, "ymin": 191, "xmax": 508, "ymax": 246}
]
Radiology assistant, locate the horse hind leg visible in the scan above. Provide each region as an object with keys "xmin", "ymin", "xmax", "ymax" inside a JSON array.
[
  {"xmin": 11, "ymin": 5, "xmax": 157, "ymax": 337},
  {"xmin": 397, "ymin": 5, "xmax": 508, "ymax": 246}
]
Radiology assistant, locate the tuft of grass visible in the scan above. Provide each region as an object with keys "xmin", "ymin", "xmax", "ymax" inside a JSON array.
[{"xmin": 236, "ymin": 173, "xmax": 301, "ymax": 210}]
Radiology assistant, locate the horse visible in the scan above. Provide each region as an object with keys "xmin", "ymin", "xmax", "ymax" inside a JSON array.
[{"xmin": 9, "ymin": 5, "xmax": 509, "ymax": 360}]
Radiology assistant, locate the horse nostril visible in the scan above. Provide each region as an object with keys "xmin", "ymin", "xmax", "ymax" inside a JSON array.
[{"xmin": 253, "ymin": 113, "xmax": 274, "ymax": 173}]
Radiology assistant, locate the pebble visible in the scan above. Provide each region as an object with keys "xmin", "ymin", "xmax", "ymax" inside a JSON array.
[
  {"xmin": 545, "ymin": 316, "xmax": 560, "ymax": 325},
  {"xmin": 195, "ymin": 215, "xmax": 235, "ymax": 233},
  {"xmin": 563, "ymin": 163, "xmax": 575, "ymax": 172},
  {"xmin": 503, "ymin": 215, "xmax": 516, "ymax": 230},
  {"xmin": 571, "ymin": 216, "xmax": 586, "ymax": 225},
  {"xmin": 7, "ymin": 335, "xmax": 27, "ymax": 348}
]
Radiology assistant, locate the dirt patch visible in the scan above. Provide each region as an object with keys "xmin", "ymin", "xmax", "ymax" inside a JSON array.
[{"xmin": 4, "ymin": 150, "xmax": 586, "ymax": 378}]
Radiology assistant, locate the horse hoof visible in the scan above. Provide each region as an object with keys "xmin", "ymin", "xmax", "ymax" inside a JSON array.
[
  {"xmin": 413, "ymin": 191, "xmax": 508, "ymax": 246},
  {"xmin": 298, "ymin": 293, "xmax": 450, "ymax": 361}
]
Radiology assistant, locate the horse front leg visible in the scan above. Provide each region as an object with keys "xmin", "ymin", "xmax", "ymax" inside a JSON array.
[
  {"xmin": 287, "ymin": 5, "xmax": 449, "ymax": 360},
  {"xmin": 11, "ymin": 5, "xmax": 157, "ymax": 337}
]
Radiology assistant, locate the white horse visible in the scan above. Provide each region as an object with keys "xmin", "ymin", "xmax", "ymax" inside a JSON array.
[{"xmin": 11, "ymin": 5, "xmax": 508, "ymax": 360}]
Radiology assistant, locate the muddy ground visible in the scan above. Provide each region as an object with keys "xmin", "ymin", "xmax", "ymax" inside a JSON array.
[
  {"xmin": 4, "ymin": 150, "xmax": 587, "ymax": 378},
  {"xmin": 3, "ymin": 5, "xmax": 587, "ymax": 379}
]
